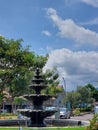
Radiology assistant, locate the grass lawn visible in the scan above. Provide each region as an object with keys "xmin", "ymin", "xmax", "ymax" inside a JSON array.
[{"xmin": 0, "ymin": 127, "xmax": 85, "ymax": 130}]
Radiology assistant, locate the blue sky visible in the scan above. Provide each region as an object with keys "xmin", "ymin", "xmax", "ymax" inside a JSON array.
[
  {"xmin": 1, "ymin": 0, "xmax": 98, "ymax": 54},
  {"xmin": 1, "ymin": 0, "xmax": 98, "ymax": 90}
]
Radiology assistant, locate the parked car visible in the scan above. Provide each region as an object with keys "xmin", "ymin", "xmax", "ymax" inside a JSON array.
[
  {"xmin": 94, "ymin": 106, "xmax": 98, "ymax": 114},
  {"xmin": 60, "ymin": 108, "xmax": 70, "ymax": 119},
  {"xmin": 45, "ymin": 107, "xmax": 60, "ymax": 119},
  {"xmin": 45, "ymin": 107, "xmax": 57, "ymax": 111},
  {"xmin": 17, "ymin": 113, "xmax": 30, "ymax": 120}
]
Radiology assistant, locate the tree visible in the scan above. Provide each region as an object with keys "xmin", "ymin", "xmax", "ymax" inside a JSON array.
[
  {"xmin": 66, "ymin": 85, "xmax": 94, "ymax": 109},
  {"xmin": 34, "ymin": 55, "xmax": 48, "ymax": 69},
  {"xmin": 0, "ymin": 36, "xmax": 48, "ymax": 98},
  {"xmin": 42, "ymin": 67, "xmax": 62, "ymax": 95},
  {"xmin": 86, "ymin": 84, "xmax": 98, "ymax": 101},
  {"xmin": 0, "ymin": 36, "xmax": 62, "ymax": 99},
  {"xmin": 77, "ymin": 86, "xmax": 92, "ymax": 105},
  {"xmin": 66, "ymin": 91, "xmax": 81, "ymax": 109},
  {"xmin": 12, "ymin": 96, "xmax": 28, "ymax": 112}
]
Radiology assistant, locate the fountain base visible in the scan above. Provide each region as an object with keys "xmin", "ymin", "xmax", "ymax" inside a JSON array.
[
  {"xmin": 28, "ymin": 116, "xmax": 46, "ymax": 127},
  {"xmin": 29, "ymin": 122, "xmax": 46, "ymax": 127}
]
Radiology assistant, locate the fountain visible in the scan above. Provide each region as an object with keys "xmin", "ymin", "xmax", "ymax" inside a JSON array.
[{"xmin": 18, "ymin": 68, "xmax": 57, "ymax": 127}]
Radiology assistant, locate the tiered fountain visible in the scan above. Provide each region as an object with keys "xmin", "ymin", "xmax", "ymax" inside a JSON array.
[{"xmin": 18, "ymin": 68, "xmax": 57, "ymax": 127}]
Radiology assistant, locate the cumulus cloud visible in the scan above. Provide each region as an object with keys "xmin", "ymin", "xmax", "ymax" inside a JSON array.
[
  {"xmin": 46, "ymin": 8, "xmax": 98, "ymax": 46},
  {"xmin": 81, "ymin": 0, "xmax": 98, "ymax": 8},
  {"xmin": 44, "ymin": 48, "xmax": 98, "ymax": 91},
  {"xmin": 42, "ymin": 30, "xmax": 51, "ymax": 36}
]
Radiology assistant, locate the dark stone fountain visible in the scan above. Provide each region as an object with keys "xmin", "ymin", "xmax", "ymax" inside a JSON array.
[{"xmin": 18, "ymin": 68, "xmax": 57, "ymax": 127}]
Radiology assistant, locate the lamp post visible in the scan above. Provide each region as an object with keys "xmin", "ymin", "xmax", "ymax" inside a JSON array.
[
  {"xmin": 62, "ymin": 77, "xmax": 66, "ymax": 95},
  {"xmin": 2, "ymin": 98, "xmax": 6, "ymax": 114},
  {"xmin": 62, "ymin": 77, "xmax": 66, "ymax": 107},
  {"xmin": 0, "ymin": 79, "xmax": 2, "ymax": 83}
]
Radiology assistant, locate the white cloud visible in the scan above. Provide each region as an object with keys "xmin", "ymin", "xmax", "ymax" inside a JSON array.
[
  {"xmin": 80, "ymin": 18, "xmax": 98, "ymax": 25},
  {"xmin": 81, "ymin": 0, "xmax": 98, "ymax": 8},
  {"xmin": 44, "ymin": 48, "xmax": 98, "ymax": 91},
  {"xmin": 42, "ymin": 30, "xmax": 51, "ymax": 36},
  {"xmin": 47, "ymin": 8, "xmax": 98, "ymax": 46}
]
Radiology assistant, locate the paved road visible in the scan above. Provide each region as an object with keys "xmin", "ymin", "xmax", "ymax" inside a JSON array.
[{"xmin": 70, "ymin": 113, "xmax": 93, "ymax": 121}]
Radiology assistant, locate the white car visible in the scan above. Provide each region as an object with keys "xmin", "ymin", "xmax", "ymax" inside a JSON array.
[
  {"xmin": 45, "ymin": 107, "xmax": 60, "ymax": 119},
  {"xmin": 94, "ymin": 106, "xmax": 98, "ymax": 113},
  {"xmin": 60, "ymin": 108, "xmax": 70, "ymax": 119}
]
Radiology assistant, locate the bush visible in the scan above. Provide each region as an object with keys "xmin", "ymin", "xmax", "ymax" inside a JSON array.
[
  {"xmin": 0, "ymin": 113, "xmax": 17, "ymax": 116},
  {"xmin": 80, "ymin": 107, "xmax": 92, "ymax": 112},
  {"xmin": 85, "ymin": 113, "xmax": 98, "ymax": 130},
  {"xmin": 73, "ymin": 108, "xmax": 80, "ymax": 116}
]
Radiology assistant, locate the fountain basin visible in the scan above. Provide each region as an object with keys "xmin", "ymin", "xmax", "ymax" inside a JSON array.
[
  {"xmin": 0, "ymin": 119, "xmax": 89, "ymax": 126},
  {"xmin": 17, "ymin": 109, "xmax": 58, "ymax": 127}
]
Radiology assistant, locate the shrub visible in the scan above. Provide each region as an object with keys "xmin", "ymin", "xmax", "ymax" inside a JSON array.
[
  {"xmin": 73, "ymin": 108, "xmax": 80, "ymax": 116},
  {"xmin": 85, "ymin": 113, "xmax": 98, "ymax": 130},
  {"xmin": 0, "ymin": 113, "xmax": 17, "ymax": 116},
  {"xmin": 80, "ymin": 107, "xmax": 92, "ymax": 112}
]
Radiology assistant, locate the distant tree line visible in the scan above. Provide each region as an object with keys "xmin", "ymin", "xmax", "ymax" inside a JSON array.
[{"xmin": 66, "ymin": 83, "xmax": 98, "ymax": 110}]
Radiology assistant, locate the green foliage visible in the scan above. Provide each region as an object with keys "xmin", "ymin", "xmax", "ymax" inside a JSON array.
[
  {"xmin": 66, "ymin": 91, "xmax": 81, "ymax": 108},
  {"xmin": 77, "ymin": 86, "xmax": 91, "ymax": 104},
  {"xmin": 0, "ymin": 36, "xmax": 48, "ymax": 98},
  {"xmin": 66, "ymin": 84, "xmax": 95, "ymax": 109},
  {"xmin": 42, "ymin": 67, "xmax": 62, "ymax": 95},
  {"xmin": 0, "ymin": 112, "xmax": 17, "ymax": 116},
  {"xmin": 12, "ymin": 96, "xmax": 27, "ymax": 105},
  {"xmin": 86, "ymin": 84, "xmax": 98, "ymax": 102},
  {"xmin": 0, "ymin": 37, "xmax": 34, "ymax": 87},
  {"xmin": 0, "ymin": 36, "xmax": 62, "ymax": 108},
  {"xmin": 85, "ymin": 114, "xmax": 98, "ymax": 130},
  {"xmin": 0, "ymin": 92, "xmax": 7, "ymax": 105},
  {"xmin": 34, "ymin": 55, "xmax": 48, "ymax": 69},
  {"xmin": 80, "ymin": 106, "xmax": 92, "ymax": 112},
  {"xmin": 73, "ymin": 108, "xmax": 80, "ymax": 116}
]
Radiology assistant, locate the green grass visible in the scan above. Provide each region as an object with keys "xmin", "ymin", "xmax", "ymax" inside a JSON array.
[{"xmin": 0, "ymin": 126, "xmax": 85, "ymax": 130}]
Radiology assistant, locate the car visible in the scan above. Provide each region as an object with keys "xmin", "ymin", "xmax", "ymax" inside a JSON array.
[
  {"xmin": 45, "ymin": 107, "xmax": 57, "ymax": 110},
  {"xmin": 17, "ymin": 113, "xmax": 30, "ymax": 120},
  {"xmin": 60, "ymin": 108, "xmax": 70, "ymax": 119},
  {"xmin": 45, "ymin": 107, "xmax": 60, "ymax": 119},
  {"xmin": 94, "ymin": 106, "xmax": 98, "ymax": 114}
]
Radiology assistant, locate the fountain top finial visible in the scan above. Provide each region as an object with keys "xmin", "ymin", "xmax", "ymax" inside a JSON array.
[{"xmin": 36, "ymin": 68, "xmax": 40, "ymax": 74}]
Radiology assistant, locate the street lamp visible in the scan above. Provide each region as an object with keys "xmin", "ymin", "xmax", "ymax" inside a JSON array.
[
  {"xmin": 62, "ymin": 77, "xmax": 66, "ymax": 95},
  {"xmin": 62, "ymin": 77, "xmax": 66, "ymax": 107},
  {"xmin": 2, "ymin": 98, "xmax": 6, "ymax": 114},
  {"xmin": 0, "ymin": 79, "xmax": 2, "ymax": 83}
]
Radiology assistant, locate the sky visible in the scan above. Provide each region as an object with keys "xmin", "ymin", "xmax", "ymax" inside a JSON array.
[{"xmin": 0, "ymin": 0, "xmax": 98, "ymax": 91}]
